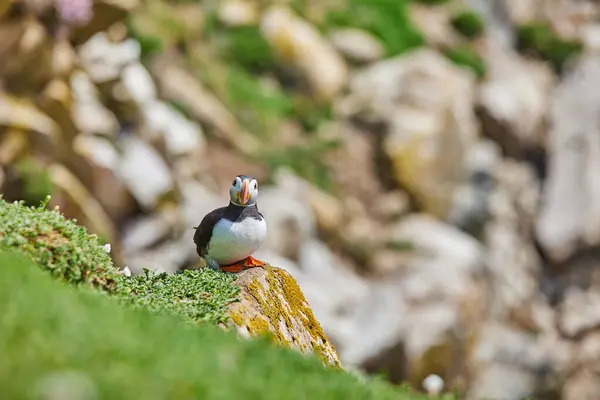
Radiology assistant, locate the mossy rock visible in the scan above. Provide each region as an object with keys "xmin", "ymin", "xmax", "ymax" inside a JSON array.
[
  {"xmin": 0, "ymin": 198, "xmax": 119, "ymax": 290},
  {"xmin": 227, "ymin": 265, "xmax": 341, "ymax": 368}
]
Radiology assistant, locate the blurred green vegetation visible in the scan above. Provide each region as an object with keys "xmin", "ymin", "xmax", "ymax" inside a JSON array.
[
  {"xmin": 516, "ymin": 21, "xmax": 583, "ymax": 73},
  {"xmin": 450, "ymin": 11, "xmax": 485, "ymax": 39},
  {"xmin": 322, "ymin": 0, "xmax": 425, "ymax": 57},
  {"xmin": 443, "ymin": 46, "xmax": 486, "ymax": 78}
]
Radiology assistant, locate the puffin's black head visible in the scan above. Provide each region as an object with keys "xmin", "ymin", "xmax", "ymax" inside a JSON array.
[{"xmin": 229, "ymin": 175, "xmax": 259, "ymax": 206}]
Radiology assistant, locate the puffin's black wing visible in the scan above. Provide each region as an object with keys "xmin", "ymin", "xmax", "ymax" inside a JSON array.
[{"xmin": 193, "ymin": 206, "xmax": 227, "ymax": 258}]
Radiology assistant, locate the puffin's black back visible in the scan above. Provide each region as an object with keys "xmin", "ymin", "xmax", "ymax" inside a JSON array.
[{"xmin": 193, "ymin": 203, "xmax": 264, "ymax": 258}]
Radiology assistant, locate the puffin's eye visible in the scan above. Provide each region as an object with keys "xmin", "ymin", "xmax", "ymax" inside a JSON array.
[
  {"xmin": 253, "ymin": 181, "xmax": 258, "ymax": 190},
  {"xmin": 232, "ymin": 179, "xmax": 237, "ymax": 186}
]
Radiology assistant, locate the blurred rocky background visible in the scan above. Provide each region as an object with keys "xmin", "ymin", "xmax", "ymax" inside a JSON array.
[{"xmin": 1, "ymin": 0, "xmax": 600, "ymax": 398}]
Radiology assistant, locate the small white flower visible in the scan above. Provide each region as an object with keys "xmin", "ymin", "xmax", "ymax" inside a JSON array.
[
  {"xmin": 423, "ymin": 374, "xmax": 444, "ymax": 395},
  {"xmin": 102, "ymin": 243, "xmax": 111, "ymax": 254},
  {"xmin": 122, "ymin": 266, "xmax": 132, "ymax": 277}
]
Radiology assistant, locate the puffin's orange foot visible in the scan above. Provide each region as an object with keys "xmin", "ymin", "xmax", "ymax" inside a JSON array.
[
  {"xmin": 244, "ymin": 256, "xmax": 265, "ymax": 268},
  {"xmin": 219, "ymin": 257, "xmax": 265, "ymax": 273}
]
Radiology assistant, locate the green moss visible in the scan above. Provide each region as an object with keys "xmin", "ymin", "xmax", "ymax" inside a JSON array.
[
  {"xmin": 114, "ymin": 268, "xmax": 240, "ymax": 326},
  {"xmin": 443, "ymin": 46, "xmax": 486, "ymax": 78},
  {"xmin": 516, "ymin": 21, "xmax": 583, "ymax": 73},
  {"xmin": 323, "ymin": 0, "xmax": 425, "ymax": 57},
  {"xmin": 0, "ymin": 198, "xmax": 119, "ymax": 289},
  {"xmin": 0, "ymin": 250, "xmax": 448, "ymax": 400},
  {"xmin": 450, "ymin": 11, "xmax": 485, "ymax": 39},
  {"xmin": 242, "ymin": 266, "xmax": 341, "ymax": 368}
]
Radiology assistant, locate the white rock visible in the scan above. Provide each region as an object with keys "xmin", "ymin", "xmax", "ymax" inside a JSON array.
[
  {"xmin": 536, "ymin": 55, "xmax": 600, "ymax": 262},
  {"xmin": 142, "ymin": 101, "xmax": 205, "ymax": 157},
  {"xmin": 78, "ymin": 33, "xmax": 141, "ymax": 82},
  {"xmin": 478, "ymin": 42, "xmax": 555, "ymax": 153},
  {"xmin": 329, "ymin": 28, "xmax": 384, "ymax": 63},
  {"xmin": 121, "ymin": 62, "xmax": 157, "ymax": 105},
  {"xmin": 116, "ymin": 136, "xmax": 174, "ymax": 210},
  {"xmin": 70, "ymin": 71, "xmax": 118, "ymax": 135}
]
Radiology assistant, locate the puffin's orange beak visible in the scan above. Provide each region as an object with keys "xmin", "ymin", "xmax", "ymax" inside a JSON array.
[{"xmin": 240, "ymin": 179, "xmax": 249, "ymax": 204}]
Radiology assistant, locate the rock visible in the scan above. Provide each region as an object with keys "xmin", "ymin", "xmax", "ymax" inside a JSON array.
[
  {"xmin": 345, "ymin": 48, "xmax": 479, "ymax": 218},
  {"xmin": 71, "ymin": 0, "xmax": 139, "ymax": 45},
  {"xmin": 272, "ymin": 169, "xmax": 343, "ymax": 235},
  {"xmin": 47, "ymin": 163, "xmax": 117, "ymax": 245},
  {"xmin": 447, "ymin": 139, "xmax": 501, "ymax": 235},
  {"xmin": 123, "ymin": 231, "xmax": 194, "ymax": 274},
  {"xmin": 484, "ymin": 160, "xmax": 542, "ymax": 318},
  {"xmin": 371, "ymin": 190, "xmax": 411, "ymax": 221},
  {"xmin": 226, "ymin": 265, "xmax": 340, "ymax": 367},
  {"xmin": 409, "ymin": 3, "xmax": 461, "ymax": 48},
  {"xmin": 121, "ymin": 62, "xmax": 157, "ymax": 106},
  {"xmin": 329, "ymin": 28, "xmax": 384, "ymax": 63},
  {"xmin": 257, "ymin": 184, "xmax": 316, "ymax": 262},
  {"xmin": 179, "ymin": 180, "xmax": 223, "ymax": 230},
  {"xmin": 78, "ymin": 33, "xmax": 140, "ymax": 83},
  {"xmin": 72, "ymin": 134, "xmax": 136, "ymax": 221},
  {"xmin": 559, "ymin": 287, "xmax": 600, "ymax": 338},
  {"xmin": 536, "ymin": 55, "xmax": 600, "ymax": 263},
  {"xmin": 468, "ymin": 362, "xmax": 537, "ymax": 400},
  {"xmin": 116, "ymin": 136, "xmax": 175, "ymax": 211},
  {"xmin": 70, "ymin": 71, "xmax": 119, "ymax": 136},
  {"xmin": 389, "ymin": 214, "xmax": 485, "ymax": 387},
  {"xmin": 0, "ymin": 17, "xmax": 54, "ymax": 95},
  {"xmin": 0, "ymin": 93, "xmax": 59, "ymax": 139},
  {"xmin": 152, "ymin": 61, "xmax": 260, "ymax": 155},
  {"xmin": 563, "ymin": 369, "xmax": 600, "ymax": 400},
  {"xmin": 121, "ymin": 204, "xmax": 179, "ymax": 253},
  {"xmin": 0, "ymin": 128, "xmax": 27, "ymax": 166},
  {"xmin": 279, "ymin": 238, "xmax": 402, "ymax": 369},
  {"xmin": 142, "ymin": 101, "xmax": 206, "ymax": 158},
  {"xmin": 477, "ymin": 41, "xmax": 555, "ymax": 156},
  {"xmin": 218, "ymin": 0, "xmax": 259, "ymax": 26},
  {"xmin": 260, "ymin": 6, "xmax": 348, "ymax": 101},
  {"xmin": 38, "ymin": 79, "xmax": 78, "ymax": 145}
]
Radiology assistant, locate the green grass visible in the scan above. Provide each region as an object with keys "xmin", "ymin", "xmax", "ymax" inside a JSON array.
[
  {"xmin": 114, "ymin": 268, "xmax": 240, "ymax": 326},
  {"xmin": 0, "ymin": 250, "xmax": 443, "ymax": 400},
  {"xmin": 0, "ymin": 198, "xmax": 119, "ymax": 289}
]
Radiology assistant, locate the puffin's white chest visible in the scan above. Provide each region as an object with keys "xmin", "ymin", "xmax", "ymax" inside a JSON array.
[{"xmin": 207, "ymin": 217, "xmax": 267, "ymax": 265}]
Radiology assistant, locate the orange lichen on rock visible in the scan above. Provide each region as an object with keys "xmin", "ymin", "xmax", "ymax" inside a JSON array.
[{"xmin": 226, "ymin": 265, "xmax": 340, "ymax": 368}]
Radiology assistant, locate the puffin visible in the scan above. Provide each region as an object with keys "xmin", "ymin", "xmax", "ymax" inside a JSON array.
[{"xmin": 193, "ymin": 175, "xmax": 267, "ymax": 273}]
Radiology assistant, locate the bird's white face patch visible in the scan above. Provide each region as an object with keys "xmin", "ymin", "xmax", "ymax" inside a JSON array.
[{"xmin": 206, "ymin": 217, "xmax": 267, "ymax": 265}]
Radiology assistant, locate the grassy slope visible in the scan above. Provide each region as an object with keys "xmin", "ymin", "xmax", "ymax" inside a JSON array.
[{"xmin": 0, "ymin": 250, "xmax": 442, "ymax": 400}]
